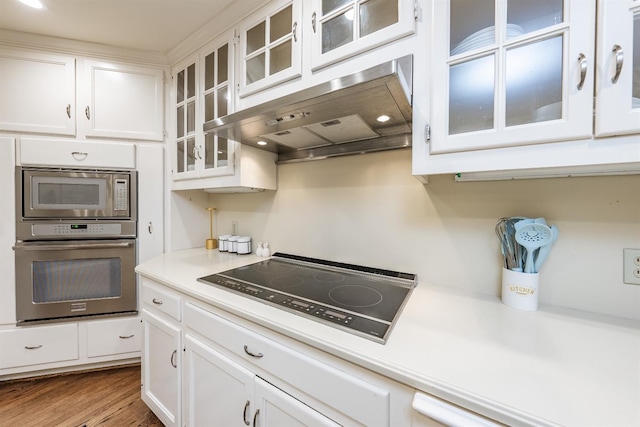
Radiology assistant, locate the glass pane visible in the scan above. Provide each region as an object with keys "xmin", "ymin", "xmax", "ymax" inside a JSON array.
[
  {"xmin": 323, "ymin": 0, "xmax": 351, "ymax": 15},
  {"xmin": 360, "ymin": 0, "xmax": 398, "ymax": 37},
  {"xmin": 33, "ymin": 259, "xmax": 121, "ymax": 302},
  {"xmin": 247, "ymin": 21, "xmax": 266, "ymax": 54},
  {"xmin": 506, "ymin": 36, "xmax": 563, "ymax": 126},
  {"xmin": 271, "ymin": 5, "xmax": 292, "ymax": 42},
  {"xmin": 218, "ymin": 44, "xmax": 228, "ymax": 83},
  {"xmin": 177, "ymin": 141, "xmax": 184, "ymax": 173},
  {"xmin": 177, "ymin": 70, "xmax": 184, "ymax": 103},
  {"xmin": 205, "ymin": 92, "xmax": 215, "ymax": 122},
  {"xmin": 450, "ymin": 0, "xmax": 494, "ymax": 55},
  {"xmin": 218, "ymin": 86, "xmax": 228, "ymax": 117},
  {"xmin": 187, "ymin": 64, "xmax": 195, "ymax": 99},
  {"xmin": 449, "ymin": 55, "xmax": 495, "ymax": 134},
  {"xmin": 205, "ymin": 52, "xmax": 215, "ymax": 90},
  {"xmin": 270, "ymin": 40, "xmax": 292, "ymax": 75},
  {"xmin": 204, "ymin": 135, "xmax": 215, "ymax": 170},
  {"xmin": 187, "ymin": 138, "xmax": 196, "ymax": 171},
  {"xmin": 247, "ymin": 53, "xmax": 266, "ymax": 84},
  {"xmin": 176, "ymin": 106, "xmax": 184, "ymax": 138},
  {"xmin": 633, "ymin": 14, "xmax": 640, "ymax": 106},
  {"xmin": 187, "ymin": 101, "xmax": 195, "ymax": 134},
  {"xmin": 507, "ymin": 0, "xmax": 562, "ymax": 38},
  {"xmin": 322, "ymin": 10, "xmax": 354, "ymax": 53},
  {"xmin": 218, "ymin": 137, "xmax": 229, "ymax": 167}
]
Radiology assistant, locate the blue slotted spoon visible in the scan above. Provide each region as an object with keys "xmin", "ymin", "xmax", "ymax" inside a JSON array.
[{"xmin": 515, "ymin": 223, "xmax": 553, "ymax": 274}]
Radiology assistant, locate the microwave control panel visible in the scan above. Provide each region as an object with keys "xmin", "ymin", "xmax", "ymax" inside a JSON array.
[{"xmin": 114, "ymin": 178, "xmax": 128, "ymax": 212}]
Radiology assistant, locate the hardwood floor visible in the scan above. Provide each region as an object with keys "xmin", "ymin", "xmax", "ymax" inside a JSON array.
[{"xmin": 0, "ymin": 365, "xmax": 163, "ymax": 427}]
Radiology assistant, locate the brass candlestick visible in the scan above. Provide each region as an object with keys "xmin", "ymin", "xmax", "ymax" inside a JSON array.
[{"xmin": 206, "ymin": 207, "xmax": 218, "ymax": 249}]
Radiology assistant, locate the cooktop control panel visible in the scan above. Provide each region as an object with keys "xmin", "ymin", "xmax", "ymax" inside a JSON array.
[{"xmin": 199, "ymin": 275, "xmax": 390, "ymax": 341}]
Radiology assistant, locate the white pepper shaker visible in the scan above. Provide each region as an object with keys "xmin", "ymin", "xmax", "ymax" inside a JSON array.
[
  {"xmin": 256, "ymin": 242, "xmax": 264, "ymax": 257},
  {"xmin": 262, "ymin": 242, "xmax": 271, "ymax": 257}
]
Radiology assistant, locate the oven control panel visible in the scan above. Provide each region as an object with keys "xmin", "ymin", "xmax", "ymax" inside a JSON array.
[
  {"xmin": 198, "ymin": 274, "xmax": 390, "ymax": 342},
  {"xmin": 32, "ymin": 223, "xmax": 123, "ymax": 237}
]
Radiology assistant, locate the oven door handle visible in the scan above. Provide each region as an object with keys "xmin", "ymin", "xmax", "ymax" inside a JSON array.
[{"xmin": 13, "ymin": 242, "xmax": 134, "ymax": 251}]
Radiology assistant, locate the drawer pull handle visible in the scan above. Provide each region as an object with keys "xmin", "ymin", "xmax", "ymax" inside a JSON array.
[
  {"xmin": 243, "ymin": 400, "xmax": 251, "ymax": 425},
  {"xmin": 25, "ymin": 345, "xmax": 43, "ymax": 350},
  {"xmin": 152, "ymin": 298, "xmax": 163, "ymax": 305},
  {"xmin": 170, "ymin": 349, "xmax": 177, "ymax": 368},
  {"xmin": 243, "ymin": 345, "xmax": 263, "ymax": 358},
  {"xmin": 252, "ymin": 409, "xmax": 260, "ymax": 427},
  {"xmin": 119, "ymin": 334, "xmax": 134, "ymax": 339},
  {"xmin": 292, "ymin": 21, "xmax": 298, "ymax": 42},
  {"xmin": 85, "ymin": 106, "xmax": 91, "ymax": 120},
  {"xmin": 312, "ymin": 11, "xmax": 316, "ymax": 33},
  {"xmin": 611, "ymin": 44, "xmax": 624, "ymax": 84},
  {"xmin": 71, "ymin": 151, "xmax": 88, "ymax": 161},
  {"xmin": 66, "ymin": 104, "xmax": 71, "ymax": 118}
]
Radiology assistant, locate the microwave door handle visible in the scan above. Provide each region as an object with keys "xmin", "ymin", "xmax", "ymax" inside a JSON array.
[{"xmin": 13, "ymin": 242, "xmax": 134, "ymax": 251}]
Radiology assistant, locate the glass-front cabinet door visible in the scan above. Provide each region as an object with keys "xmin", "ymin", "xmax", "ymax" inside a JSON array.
[
  {"xmin": 238, "ymin": 0, "xmax": 302, "ymax": 97},
  {"xmin": 594, "ymin": 0, "xmax": 640, "ymax": 137},
  {"xmin": 310, "ymin": 0, "xmax": 416, "ymax": 69},
  {"xmin": 200, "ymin": 38, "xmax": 235, "ymax": 178},
  {"xmin": 430, "ymin": 0, "xmax": 594, "ymax": 154},
  {"xmin": 174, "ymin": 59, "xmax": 198, "ymax": 179}
]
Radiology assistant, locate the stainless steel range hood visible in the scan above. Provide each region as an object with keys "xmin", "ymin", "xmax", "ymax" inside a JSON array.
[{"xmin": 203, "ymin": 55, "xmax": 413, "ymax": 163}]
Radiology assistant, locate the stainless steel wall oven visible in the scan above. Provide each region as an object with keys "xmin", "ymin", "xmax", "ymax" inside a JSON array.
[{"xmin": 14, "ymin": 167, "xmax": 138, "ymax": 324}]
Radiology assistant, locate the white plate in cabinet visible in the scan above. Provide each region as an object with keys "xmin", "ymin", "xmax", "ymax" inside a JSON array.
[
  {"xmin": 18, "ymin": 137, "xmax": 135, "ymax": 169},
  {"xmin": 142, "ymin": 279, "xmax": 181, "ymax": 321},
  {"xmin": 86, "ymin": 317, "xmax": 141, "ymax": 358},
  {"xmin": 184, "ymin": 302, "xmax": 390, "ymax": 427},
  {"xmin": 0, "ymin": 324, "xmax": 79, "ymax": 369}
]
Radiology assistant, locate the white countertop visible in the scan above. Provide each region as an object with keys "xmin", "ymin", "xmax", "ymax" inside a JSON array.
[{"xmin": 136, "ymin": 248, "xmax": 640, "ymax": 427}]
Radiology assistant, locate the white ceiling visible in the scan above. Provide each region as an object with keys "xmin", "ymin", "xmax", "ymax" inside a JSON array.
[{"xmin": 0, "ymin": 0, "xmax": 243, "ymax": 53}]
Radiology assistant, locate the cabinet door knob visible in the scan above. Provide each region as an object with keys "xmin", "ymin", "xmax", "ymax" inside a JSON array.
[
  {"xmin": 611, "ymin": 44, "xmax": 624, "ymax": 84},
  {"xmin": 243, "ymin": 400, "xmax": 251, "ymax": 425},
  {"xmin": 577, "ymin": 53, "xmax": 587, "ymax": 90},
  {"xmin": 243, "ymin": 345, "xmax": 263, "ymax": 358}
]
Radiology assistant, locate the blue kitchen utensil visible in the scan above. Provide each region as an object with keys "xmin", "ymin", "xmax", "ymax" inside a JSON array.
[
  {"xmin": 534, "ymin": 224, "xmax": 558, "ymax": 273},
  {"xmin": 515, "ymin": 223, "xmax": 553, "ymax": 273}
]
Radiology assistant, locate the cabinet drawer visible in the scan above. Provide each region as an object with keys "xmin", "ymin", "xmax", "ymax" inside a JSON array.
[
  {"xmin": 184, "ymin": 302, "xmax": 390, "ymax": 427},
  {"xmin": 142, "ymin": 279, "xmax": 181, "ymax": 321},
  {"xmin": 86, "ymin": 317, "xmax": 142, "ymax": 357},
  {"xmin": 0, "ymin": 324, "xmax": 79, "ymax": 369},
  {"xmin": 18, "ymin": 137, "xmax": 135, "ymax": 169}
]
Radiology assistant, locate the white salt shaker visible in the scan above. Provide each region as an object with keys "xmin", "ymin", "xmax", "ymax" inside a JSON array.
[
  {"xmin": 256, "ymin": 242, "xmax": 264, "ymax": 257},
  {"xmin": 262, "ymin": 242, "xmax": 271, "ymax": 257}
]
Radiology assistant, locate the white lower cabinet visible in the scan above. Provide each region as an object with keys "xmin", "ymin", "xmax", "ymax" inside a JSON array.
[
  {"xmin": 183, "ymin": 333, "xmax": 339, "ymax": 427},
  {"xmin": 85, "ymin": 317, "xmax": 142, "ymax": 358},
  {"xmin": 142, "ymin": 308, "xmax": 181, "ymax": 427}
]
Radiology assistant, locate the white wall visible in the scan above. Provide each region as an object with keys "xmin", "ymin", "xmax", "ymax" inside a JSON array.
[{"xmin": 205, "ymin": 148, "xmax": 640, "ymax": 320}]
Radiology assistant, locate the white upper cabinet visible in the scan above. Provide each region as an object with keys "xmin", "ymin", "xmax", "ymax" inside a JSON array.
[
  {"xmin": 309, "ymin": 0, "xmax": 417, "ymax": 70},
  {"xmin": 237, "ymin": 0, "xmax": 303, "ymax": 97},
  {"xmin": 0, "ymin": 49, "xmax": 76, "ymax": 136},
  {"xmin": 81, "ymin": 60, "xmax": 164, "ymax": 141},
  {"xmin": 594, "ymin": 0, "xmax": 640, "ymax": 137},
  {"xmin": 430, "ymin": 0, "xmax": 594, "ymax": 154}
]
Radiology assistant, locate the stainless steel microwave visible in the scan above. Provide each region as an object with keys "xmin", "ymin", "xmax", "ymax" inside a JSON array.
[{"xmin": 17, "ymin": 167, "xmax": 137, "ymax": 220}]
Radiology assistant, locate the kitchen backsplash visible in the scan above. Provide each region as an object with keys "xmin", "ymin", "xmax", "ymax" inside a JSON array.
[{"xmin": 170, "ymin": 149, "xmax": 640, "ymax": 321}]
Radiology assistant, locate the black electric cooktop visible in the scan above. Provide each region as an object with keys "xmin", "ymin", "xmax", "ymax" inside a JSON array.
[{"xmin": 197, "ymin": 253, "xmax": 416, "ymax": 343}]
